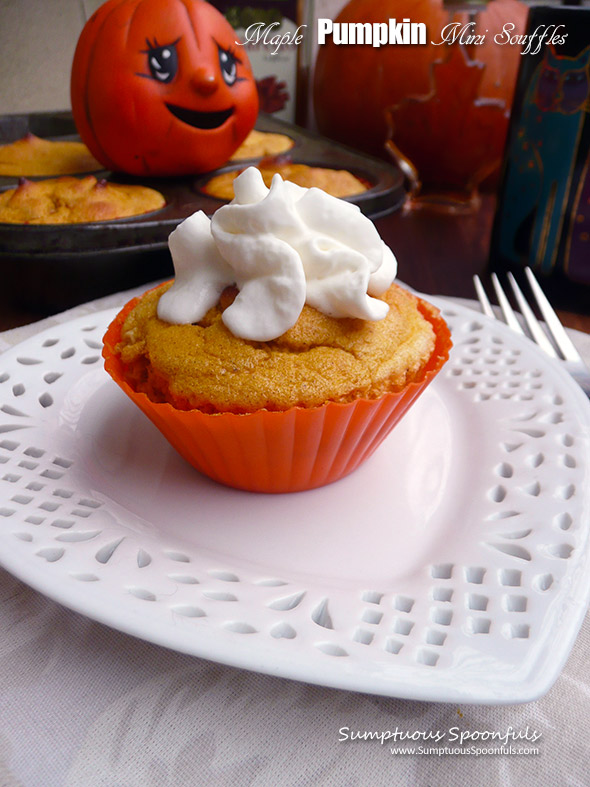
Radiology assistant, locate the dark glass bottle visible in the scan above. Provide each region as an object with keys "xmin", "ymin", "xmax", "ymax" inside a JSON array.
[{"xmin": 489, "ymin": 5, "xmax": 590, "ymax": 313}]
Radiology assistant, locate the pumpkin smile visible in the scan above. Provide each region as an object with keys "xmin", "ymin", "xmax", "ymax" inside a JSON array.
[
  {"xmin": 71, "ymin": 0, "xmax": 259, "ymax": 175},
  {"xmin": 165, "ymin": 103, "xmax": 235, "ymax": 129}
]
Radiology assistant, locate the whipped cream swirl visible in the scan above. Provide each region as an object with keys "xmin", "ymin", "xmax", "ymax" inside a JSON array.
[{"xmin": 157, "ymin": 167, "xmax": 397, "ymax": 341}]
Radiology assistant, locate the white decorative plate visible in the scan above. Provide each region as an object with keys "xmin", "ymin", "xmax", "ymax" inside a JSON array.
[{"xmin": 0, "ymin": 298, "xmax": 589, "ymax": 704}]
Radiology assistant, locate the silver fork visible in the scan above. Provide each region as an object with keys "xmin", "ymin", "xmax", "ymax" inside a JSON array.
[{"xmin": 473, "ymin": 267, "xmax": 590, "ymax": 399}]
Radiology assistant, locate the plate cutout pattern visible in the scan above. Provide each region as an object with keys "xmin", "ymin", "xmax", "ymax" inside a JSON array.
[{"xmin": 0, "ymin": 307, "xmax": 589, "ymax": 695}]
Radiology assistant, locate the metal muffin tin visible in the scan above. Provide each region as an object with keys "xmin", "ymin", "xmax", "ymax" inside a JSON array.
[{"xmin": 0, "ymin": 111, "xmax": 405, "ymax": 313}]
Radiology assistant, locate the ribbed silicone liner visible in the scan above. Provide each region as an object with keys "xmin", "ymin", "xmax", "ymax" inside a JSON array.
[{"xmin": 103, "ymin": 294, "xmax": 452, "ymax": 494}]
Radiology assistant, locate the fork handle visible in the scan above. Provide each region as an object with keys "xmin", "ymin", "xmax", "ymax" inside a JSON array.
[{"xmin": 570, "ymin": 372, "xmax": 590, "ymax": 400}]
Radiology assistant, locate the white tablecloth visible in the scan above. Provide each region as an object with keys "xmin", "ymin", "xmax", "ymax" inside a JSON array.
[{"xmin": 1, "ymin": 285, "xmax": 589, "ymax": 787}]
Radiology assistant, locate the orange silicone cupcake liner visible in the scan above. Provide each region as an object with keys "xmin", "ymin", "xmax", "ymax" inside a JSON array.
[{"xmin": 103, "ymin": 294, "xmax": 452, "ymax": 494}]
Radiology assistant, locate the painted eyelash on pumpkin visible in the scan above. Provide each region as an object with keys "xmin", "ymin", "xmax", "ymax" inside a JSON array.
[
  {"xmin": 214, "ymin": 40, "xmax": 242, "ymax": 65},
  {"xmin": 136, "ymin": 36, "xmax": 181, "ymax": 81},
  {"xmin": 140, "ymin": 36, "xmax": 181, "ymax": 53},
  {"xmin": 215, "ymin": 40, "xmax": 246, "ymax": 84}
]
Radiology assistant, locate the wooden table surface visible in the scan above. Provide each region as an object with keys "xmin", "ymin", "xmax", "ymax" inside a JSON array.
[
  {"xmin": 1, "ymin": 193, "xmax": 589, "ymax": 334},
  {"xmin": 376, "ymin": 195, "xmax": 590, "ymax": 336}
]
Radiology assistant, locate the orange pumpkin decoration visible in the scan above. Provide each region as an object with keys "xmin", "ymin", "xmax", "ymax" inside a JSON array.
[
  {"xmin": 71, "ymin": 0, "xmax": 259, "ymax": 176},
  {"xmin": 313, "ymin": 0, "xmax": 528, "ymax": 191}
]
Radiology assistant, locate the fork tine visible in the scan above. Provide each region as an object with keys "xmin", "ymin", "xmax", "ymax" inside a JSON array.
[
  {"xmin": 473, "ymin": 275, "xmax": 496, "ymax": 319},
  {"xmin": 491, "ymin": 273, "xmax": 525, "ymax": 335},
  {"xmin": 524, "ymin": 267, "xmax": 583, "ymax": 362},
  {"xmin": 507, "ymin": 272, "xmax": 559, "ymax": 358}
]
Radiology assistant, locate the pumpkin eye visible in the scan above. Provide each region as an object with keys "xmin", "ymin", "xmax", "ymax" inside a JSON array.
[
  {"xmin": 218, "ymin": 45, "xmax": 238, "ymax": 86},
  {"xmin": 145, "ymin": 38, "xmax": 179, "ymax": 84}
]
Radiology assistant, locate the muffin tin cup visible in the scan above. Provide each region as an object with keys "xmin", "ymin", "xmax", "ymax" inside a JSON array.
[{"xmin": 102, "ymin": 294, "xmax": 452, "ymax": 494}]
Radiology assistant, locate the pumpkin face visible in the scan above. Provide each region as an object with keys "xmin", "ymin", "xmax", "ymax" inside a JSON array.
[{"xmin": 71, "ymin": 0, "xmax": 259, "ymax": 176}]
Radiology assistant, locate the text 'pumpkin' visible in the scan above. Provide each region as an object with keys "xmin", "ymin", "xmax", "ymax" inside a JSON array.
[
  {"xmin": 313, "ymin": 0, "xmax": 527, "ymax": 192},
  {"xmin": 71, "ymin": 0, "xmax": 259, "ymax": 176}
]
